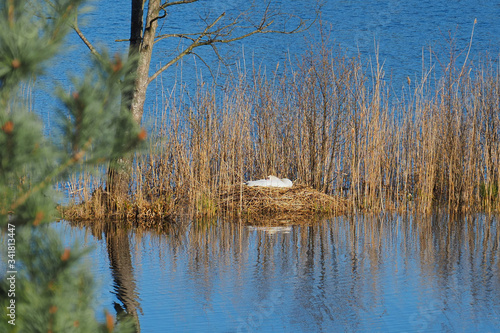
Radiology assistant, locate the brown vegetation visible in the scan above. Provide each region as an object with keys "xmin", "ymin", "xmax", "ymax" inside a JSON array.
[
  {"xmin": 218, "ymin": 184, "xmax": 347, "ymax": 215},
  {"xmin": 61, "ymin": 36, "xmax": 500, "ymax": 224}
]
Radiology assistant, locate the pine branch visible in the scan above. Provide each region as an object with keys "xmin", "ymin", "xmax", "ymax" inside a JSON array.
[{"xmin": 9, "ymin": 139, "xmax": 92, "ymax": 211}]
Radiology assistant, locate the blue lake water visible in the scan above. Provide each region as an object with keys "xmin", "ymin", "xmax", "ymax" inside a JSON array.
[
  {"xmin": 27, "ymin": 0, "xmax": 500, "ymax": 331},
  {"xmin": 35, "ymin": 0, "xmax": 500, "ymax": 131},
  {"xmin": 58, "ymin": 214, "xmax": 500, "ymax": 332}
]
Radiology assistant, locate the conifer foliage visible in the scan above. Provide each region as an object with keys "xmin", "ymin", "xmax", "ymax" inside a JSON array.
[{"xmin": 1, "ymin": 0, "xmax": 142, "ymax": 331}]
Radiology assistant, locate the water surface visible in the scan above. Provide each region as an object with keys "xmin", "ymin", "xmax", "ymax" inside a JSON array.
[
  {"xmin": 60, "ymin": 214, "xmax": 500, "ymax": 332},
  {"xmin": 34, "ymin": 0, "xmax": 500, "ymax": 131},
  {"xmin": 30, "ymin": 1, "xmax": 500, "ymax": 330}
]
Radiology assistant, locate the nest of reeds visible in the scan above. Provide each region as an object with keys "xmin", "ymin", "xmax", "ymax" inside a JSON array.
[{"xmin": 218, "ymin": 184, "xmax": 347, "ymax": 216}]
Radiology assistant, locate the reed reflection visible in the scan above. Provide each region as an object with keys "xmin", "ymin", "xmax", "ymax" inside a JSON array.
[
  {"xmin": 168, "ymin": 214, "xmax": 499, "ymax": 331},
  {"xmin": 69, "ymin": 213, "xmax": 500, "ymax": 331}
]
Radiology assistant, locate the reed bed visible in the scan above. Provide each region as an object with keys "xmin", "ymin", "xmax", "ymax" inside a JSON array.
[
  {"xmin": 62, "ymin": 37, "xmax": 500, "ymax": 224},
  {"xmin": 61, "ymin": 187, "xmax": 177, "ymax": 225}
]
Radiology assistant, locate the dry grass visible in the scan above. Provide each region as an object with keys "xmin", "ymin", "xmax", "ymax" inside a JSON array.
[
  {"xmin": 218, "ymin": 184, "xmax": 347, "ymax": 216},
  {"xmin": 61, "ymin": 33, "xmax": 500, "ymax": 225},
  {"xmin": 61, "ymin": 187, "xmax": 177, "ymax": 225}
]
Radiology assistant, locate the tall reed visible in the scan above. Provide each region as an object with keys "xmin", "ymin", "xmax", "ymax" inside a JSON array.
[{"xmin": 63, "ymin": 37, "xmax": 500, "ymax": 220}]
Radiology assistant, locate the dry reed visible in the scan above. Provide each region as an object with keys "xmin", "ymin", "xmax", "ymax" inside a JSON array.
[
  {"xmin": 62, "ymin": 34, "xmax": 500, "ymax": 224},
  {"xmin": 218, "ymin": 184, "xmax": 347, "ymax": 215}
]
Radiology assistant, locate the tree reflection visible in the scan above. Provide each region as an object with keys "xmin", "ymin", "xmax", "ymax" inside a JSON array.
[
  {"xmin": 69, "ymin": 213, "xmax": 500, "ymax": 331},
  {"xmin": 105, "ymin": 223, "xmax": 143, "ymax": 333}
]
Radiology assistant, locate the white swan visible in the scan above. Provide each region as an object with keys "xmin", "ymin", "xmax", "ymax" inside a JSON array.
[{"xmin": 246, "ymin": 175, "xmax": 293, "ymax": 188}]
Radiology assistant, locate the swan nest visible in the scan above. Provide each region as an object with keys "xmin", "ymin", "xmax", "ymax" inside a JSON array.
[{"xmin": 218, "ymin": 184, "xmax": 347, "ymax": 216}]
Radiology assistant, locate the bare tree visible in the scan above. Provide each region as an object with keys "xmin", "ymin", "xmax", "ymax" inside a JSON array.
[{"xmin": 73, "ymin": 0, "xmax": 312, "ymax": 197}]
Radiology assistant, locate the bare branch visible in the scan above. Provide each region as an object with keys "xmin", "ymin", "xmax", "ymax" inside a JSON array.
[
  {"xmin": 210, "ymin": 44, "xmax": 226, "ymax": 65},
  {"xmin": 148, "ymin": 12, "xmax": 226, "ymax": 84},
  {"xmin": 149, "ymin": 8, "xmax": 167, "ymax": 27},
  {"xmin": 208, "ymin": 21, "xmax": 274, "ymax": 44},
  {"xmin": 154, "ymin": 32, "xmax": 200, "ymax": 44},
  {"xmin": 190, "ymin": 51, "xmax": 217, "ymax": 81},
  {"xmin": 72, "ymin": 16, "xmax": 103, "ymax": 61},
  {"xmin": 147, "ymin": 2, "xmax": 313, "ymax": 84},
  {"xmin": 160, "ymin": 0, "xmax": 199, "ymax": 10},
  {"xmin": 41, "ymin": 1, "xmax": 104, "ymax": 60}
]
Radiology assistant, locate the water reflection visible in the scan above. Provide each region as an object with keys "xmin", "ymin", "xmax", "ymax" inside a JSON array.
[
  {"xmin": 76, "ymin": 221, "xmax": 145, "ymax": 332},
  {"xmin": 69, "ymin": 214, "xmax": 500, "ymax": 332},
  {"xmin": 104, "ymin": 224, "xmax": 143, "ymax": 332}
]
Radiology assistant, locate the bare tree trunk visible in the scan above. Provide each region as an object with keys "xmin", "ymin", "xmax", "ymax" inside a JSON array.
[
  {"xmin": 100, "ymin": 0, "xmax": 309, "ymax": 201},
  {"xmin": 129, "ymin": 0, "xmax": 159, "ymax": 123},
  {"xmin": 107, "ymin": 0, "xmax": 160, "ymax": 199},
  {"xmin": 106, "ymin": 159, "xmax": 132, "ymax": 198}
]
